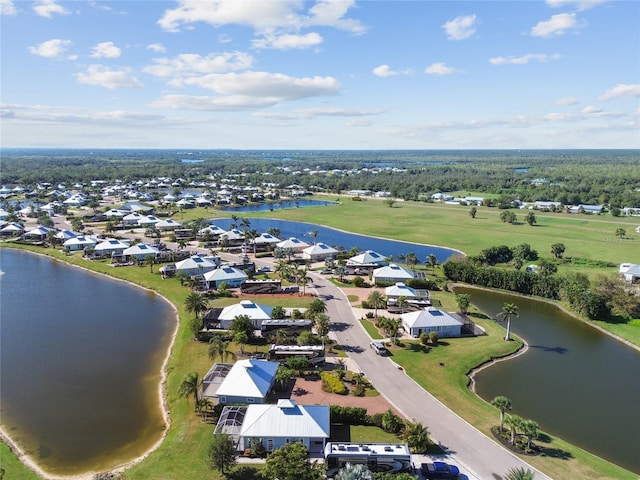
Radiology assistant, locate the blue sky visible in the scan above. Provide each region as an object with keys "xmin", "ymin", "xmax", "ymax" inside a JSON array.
[{"xmin": 1, "ymin": 0, "xmax": 638, "ymax": 149}]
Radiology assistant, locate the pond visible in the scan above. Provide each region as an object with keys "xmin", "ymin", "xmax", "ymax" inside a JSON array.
[
  {"xmin": 211, "ymin": 218, "xmax": 459, "ymax": 264},
  {"xmin": 454, "ymin": 286, "xmax": 640, "ymax": 474},
  {"xmin": 0, "ymin": 249, "xmax": 175, "ymax": 476}
]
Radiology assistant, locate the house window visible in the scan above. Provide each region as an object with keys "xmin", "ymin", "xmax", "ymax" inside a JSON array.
[
  {"xmin": 220, "ymin": 396, "xmax": 227, "ymax": 404},
  {"xmin": 267, "ymin": 439, "xmax": 274, "ymax": 451},
  {"xmin": 247, "ymin": 397, "xmax": 255, "ymax": 403}
]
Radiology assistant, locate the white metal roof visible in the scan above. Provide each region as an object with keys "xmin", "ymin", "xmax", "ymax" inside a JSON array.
[
  {"xmin": 240, "ymin": 400, "xmax": 330, "ymax": 439},
  {"xmin": 401, "ymin": 307, "xmax": 463, "ymax": 329},
  {"xmin": 219, "ymin": 300, "xmax": 273, "ymax": 321},
  {"xmin": 215, "ymin": 359, "xmax": 279, "ymax": 399}
]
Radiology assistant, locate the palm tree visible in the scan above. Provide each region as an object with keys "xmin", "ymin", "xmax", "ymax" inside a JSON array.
[
  {"xmin": 456, "ymin": 293, "xmax": 471, "ymax": 315},
  {"xmin": 367, "ymin": 290, "xmax": 386, "ymax": 318},
  {"xmin": 309, "ymin": 229, "xmax": 318, "ymax": 244},
  {"xmin": 491, "ymin": 396, "xmax": 512, "ymax": 432},
  {"xmin": 234, "ymin": 330, "xmax": 249, "ymax": 356},
  {"xmin": 405, "ymin": 251, "xmax": 419, "ymax": 272},
  {"xmin": 505, "ymin": 414, "xmax": 524, "ymax": 446},
  {"xmin": 307, "ymin": 298, "xmax": 327, "ymax": 319},
  {"xmin": 335, "ymin": 462, "xmax": 371, "ymax": 480},
  {"xmin": 402, "ymin": 421, "xmax": 431, "ymax": 453},
  {"xmin": 505, "ymin": 467, "xmax": 536, "ymax": 480},
  {"xmin": 144, "ymin": 254, "xmax": 155, "ymax": 273},
  {"xmin": 314, "ymin": 313, "xmax": 330, "ymax": 346},
  {"xmin": 522, "ymin": 419, "xmax": 540, "ymax": 450},
  {"xmin": 498, "ymin": 303, "xmax": 519, "ymax": 341},
  {"xmin": 184, "ymin": 292, "xmax": 208, "ymax": 320},
  {"xmin": 208, "ymin": 336, "xmax": 234, "ymax": 363},
  {"xmin": 397, "ymin": 295, "xmax": 408, "ymax": 314},
  {"xmin": 177, "ymin": 371, "xmax": 200, "ymax": 412},
  {"xmin": 266, "ymin": 227, "xmax": 280, "ymax": 238},
  {"xmin": 426, "ymin": 253, "xmax": 437, "ymax": 272},
  {"xmin": 275, "ymin": 365, "xmax": 294, "ymax": 390}
]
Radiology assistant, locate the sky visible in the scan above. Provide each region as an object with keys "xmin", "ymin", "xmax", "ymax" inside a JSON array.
[{"xmin": 1, "ymin": 0, "xmax": 639, "ymax": 150}]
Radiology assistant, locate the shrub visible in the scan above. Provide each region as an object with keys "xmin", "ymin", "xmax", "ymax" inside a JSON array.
[
  {"xmin": 353, "ymin": 384, "xmax": 365, "ymax": 397},
  {"xmin": 365, "ymin": 311, "xmax": 375, "ymax": 318},
  {"xmin": 321, "ymin": 372, "xmax": 347, "ymax": 394},
  {"xmin": 419, "ymin": 333, "xmax": 429, "ymax": 345},
  {"xmin": 352, "ymin": 276, "xmax": 366, "ymax": 287},
  {"xmin": 330, "ymin": 405, "xmax": 370, "ymax": 425}
]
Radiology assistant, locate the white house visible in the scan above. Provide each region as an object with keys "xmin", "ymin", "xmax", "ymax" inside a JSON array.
[
  {"xmin": 385, "ymin": 282, "xmax": 417, "ymax": 302},
  {"xmin": 174, "ymin": 255, "xmax": 220, "ymax": 276},
  {"xmin": 203, "ymin": 266, "xmax": 248, "ymax": 289},
  {"xmin": 94, "ymin": 238, "xmax": 130, "ymax": 256},
  {"xmin": 63, "ymin": 236, "xmax": 97, "ymax": 252},
  {"xmin": 276, "ymin": 237, "xmax": 309, "ymax": 252},
  {"xmin": 23, "ymin": 225, "xmax": 54, "ymax": 241},
  {"xmin": 401, "ymin": 307, "xmax": 464, "ymax": 338},
  {"xmin": 218, "ymin": 300, "xmax": 273, "ymax": 330},
  {"xmin": 372, "ymin": 264, "xmax": 414, "ymax": 284},
  {"xmin": 0, "ymin": 223, "xmax": 24, "ymax": 237},
  {"xmin": 54, "ymin": 229, "xmax": 81, "ymax": 242},
  {"xmin": 198, "ymin": 224, "xmax": 226, "ymax": 238},
  {"xmin": 215, "ymin": 399, "xmax": 330, "ymax": 454},
  {"xmin": 251, "ymin": 232, "xmax": 281, "ymax": 247},
  {"xmin": 155, "ymin": 219, "xmax": 182, "ymax": 231},
  {"xmin": 302, "ymin": 243, "xmax": 338, "ymax": 262},
  {"xmin": 347, "ymin": 250, "xmax": 388, "ymax": 266},
  {"xmin": 122, "ymin": 243, "xmax": 158, "ymax": 261},
  {"xmin": 619, "ymin": 263, "xmax": 640, "ymax": 283},
  {"xmin": 137, "ymin": 215, "xmax": 161, "ymax": 227},
  {"xmin": 212, "ymin": 359, "xmax": 279, "ymax": 404},
  {"xmin": 123, "ymin": 212, "xmax": 144, "ymax": 226}
]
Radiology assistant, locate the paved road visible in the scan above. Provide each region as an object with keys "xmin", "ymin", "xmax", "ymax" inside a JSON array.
[{"xmin": 308, "ymin": 271, "xmax": 552, "ymax": 480}]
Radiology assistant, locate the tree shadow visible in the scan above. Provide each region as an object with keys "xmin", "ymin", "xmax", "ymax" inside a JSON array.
[
  {"xmin": 407, "ymin": 343, "xmax": 430, "ymax": 354},
  {"xmin": 529, "ymin": 344, "xmax": 569, "ymax": 354}
]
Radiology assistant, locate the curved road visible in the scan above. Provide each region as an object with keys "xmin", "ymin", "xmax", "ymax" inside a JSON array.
[{"xmin": 308, "ymin": 271, "xmax": 552, "ymax": 480}]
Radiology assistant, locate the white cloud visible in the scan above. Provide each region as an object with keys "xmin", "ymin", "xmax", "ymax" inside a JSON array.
[
  {"xmin": 33, "ymin": 0, "xmax": 70, "ymax": 18},
  {"xmin": 0, "ymin": 0, "xmax": 17, "ymax": 16},
  {"xmin": 252, "ymin": 32, "xmax": 323, "ymax": 50},
  {"xmin": 147, "ymin": 43, "xmax": 166, "ymax": 53},
  {"xmin": 442, "ymin": 14, "xmax": 477, "ymax": 40},
  {"xmin": 158, "ymin": 0, "xmax": 365, "ymax": 34},
  {"xmin": 582, "ymin": 105, "xmax": 603, "ymax": 114},
  {"xmin": 75, "ymin": 65, "xmax": 143, "ymax": 89},
  {"xmin": 598, "ymin": 84, "xmax": 640, "ymax": 101},
  {"xmin": 531, "ymin": 13, "xmax": 579, "ymax": 37},
  {"xmin": 28, "ymin": 39, "xmax": 72, "ymax": 58},
  {"xmin": 555, "ymin": 96, "xmax": 579, "ymax": 106},
  {"xmin": 90, "ymin": 42, "xmax": 121, "ymax": 59},
  {"xmin": 372, "ymin": 65, "xmax": 398, "ymax": 77},
  {"xmin": 143, "ymin": 52, "xmax": 254, "ymax": 79},
  {"xmin": 425, "ymin": 62, "xmax": 456, "ymax": 75},
  {"xmin": 545, "ymin": 0, "xmax": 607, "ymax": 11},
  {"xmin": 151, "ymin": 72, "xmax": 340, "ymax": 111},
  {"xmin": 254, "ymin": 106, "xmax": 384, "ymax": 120},
  {"xmin": 489, "ymin": 53, "xmax": 561, "ymax": 65}
]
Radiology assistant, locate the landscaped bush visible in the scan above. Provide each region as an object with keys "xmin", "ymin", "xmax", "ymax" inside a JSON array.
[
  {"xmin": 321, "ymin": 372, "xmax": 348, "ymax": 395},
  {"xmin": 330, "ymin": 405, "xmax": 370, "ymax": 425}
]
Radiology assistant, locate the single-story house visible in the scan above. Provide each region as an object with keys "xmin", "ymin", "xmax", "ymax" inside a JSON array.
[
  {"xmin": 385, "ymin": 282, "xmax": 417, "ymax": 300},
  {"xmin": 276, "ymin": 237, "xmax": 309, "ymax": 252},
  {"xmin": 302, "ymin": 243, "xmax": 338, "ymax": 262},
  {"xmin": 104, "ymin": 208, "xmax": 128, "ymax": 219},
  {"xmin": 372, "ymin": 264, "xmax": 414, "ymax": 284},
  {"xmin": 137, "ymin": 215, "xmax": 161, "ymax": 227},
  {"xmin": 119, "ymin": 201, "xmax": 153, "ymax": 213},
  {"xmin": 155, "ymin": 219, "xmax": 182, "ymax": 231},
  {"xmin": 0, "ymin": 222, "xmax": 24, "ymax": 237},
  {"xmin": 534, "ymin": 201, "xmax": 562, "ymax": 211},
  {"xmin": 251, "ymin": 232, "xmax": 281, "ymax": 247},
  {"xmin": 23, "ymin": 225, "xmax": 54, "ymax": 241},
  {"xmin": 203, "ymin": 266, "xmax": 249, "ymax": 289},
  {"xmin": 197, "ymin": 224, "xmax": 226, "ymax": 238},
  {"xmin": 63, "ymin": 236, "xmax": 97, "ymax": 251},
  {"xmin": 347, "ymin": 250, "xmax": 388, "ymax": 266},
  {"xmin": 54, "ymin": 229, "xmax": 81, "ymax": 242},
  {"xmin": 219, "ymin": 229, "xmax": 245, "ymax": 245},
  {"xmin": 122, "ymin": 243, "xmax": 158, "ymax": 261},
  {"xmin": 218, "ymin": 300, "xmax": 273, "ymax": 330},
  {"xmin": 401, "ymin": 307, "xmax": 464, "ymax": 338},
  {"xmin": 123, "ymin": 212, "xmax": 144, "ymax": 226},
  {"xmin": 174, "ymin": 255, "xmax": 220, "ymax": 276},
  {"xmin": 214, "ymin": 399, "xmax": 330, "ymax": 454},
  {"xmin": 619, "ymin": 263, "xmax": 640, "ymax": 283},
  {"xmin": 212, "ymin": 359, "xmax": 279, "ymax": 404},
  {"xmin": 94, "ymin": 238, "xmax": 130, "ymax": 256}
]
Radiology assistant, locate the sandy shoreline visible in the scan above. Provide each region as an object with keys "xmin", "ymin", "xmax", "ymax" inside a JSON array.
[{"xmin": 0, "ymin": 247, "xmax": 181, "ymax": 480}]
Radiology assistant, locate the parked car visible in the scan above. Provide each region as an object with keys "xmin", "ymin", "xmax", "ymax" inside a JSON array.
[
  {"xmin": 370, "ymin": 341, "xmax": 387, "ymax": 356},
  {"xmin": 420, "ymin": 462, "xmax": 460, "ymax": 479}
]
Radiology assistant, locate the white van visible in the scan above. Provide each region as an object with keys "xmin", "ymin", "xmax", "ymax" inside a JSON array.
[{"xmin": 370, "ymin": 341, "xmax": 387, "ymax": 356}]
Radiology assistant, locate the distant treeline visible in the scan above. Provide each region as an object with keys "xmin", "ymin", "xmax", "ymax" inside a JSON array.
[{"xmin": 1, "ymin": 149, "xmax": 639, "ymax": 207}]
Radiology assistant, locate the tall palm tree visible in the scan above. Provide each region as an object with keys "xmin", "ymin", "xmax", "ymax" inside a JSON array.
[
  {"xmin": 314, "ymin": 313, "xmax": 330, "ymax": 346},
  {"xmin": 491, "ymin": 395, "xmax": 512, "ymax": 432},
  {"xmin": 307, "ymin": 298, "xmax": 327, "ymax": 319},
  {"xmin": 498, "ymin": 303, "xmax": 519, "ymax": 341},
  {"xmin": 426, "ymin": 253, "xmax": 437, "ymax": 272},
  {"xmin": 310, "ymin": 229, "xmax": 318, "ymax": 244},
  {"xmin": 208, "ymin": 336, "xmax": 234, "ymax": 363},
  {"xmin": 184, "ymin": 291, "xmax": 208, "ymax": 320},
  {"xmin": 144, "ymin": 254, "xmax": 155, "ymax": 273},
  {"xmin": 522, "ymin": 419, "xmax": 540, "ymax": 450},
  {"xmin": 367, "ymin": 290, "xmax": 386, "ymax": 318},
  {"xmin": 505, "ymin": 414, "xmax": 524, "ymax": 446},
  {"xmin": 405, "ymin": 252, "xmax": 419, "ymax": 272},
  {"xmin": 397, "ymin": 295, "xmax": 409, "ymax": 314},
  {"xmin": 456, "ymin": 293, "xmax": 471, "ymax": 315},
  {"xmin": 177, "ymin": 371, "xmax": 200, "ymax": 412}
]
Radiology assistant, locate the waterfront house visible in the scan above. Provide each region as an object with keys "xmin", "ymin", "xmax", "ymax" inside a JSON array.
[
  {"xmin": 174, "ymin": 255, "xmax": 220, "ymax": 276},
  {"xmin": 122, "ymin": 243, "xmax": 158, "ymax": 261},
  {"xmin": 209, "ymin": 359, "xmax": 279, "ymax": 404},
  {"xmin": 203, "ymin": 265, "xmax": 248, "ymax": 289},
  {"xmin": 372, "ymin": 264, "xmax": 414, "ymax": 284},
  {"xmin": 217, "ymin": 300, "xmax": 273, "ymax": 330},
  {"xmin": 197, "ymin": 224, "xmax": 226, "ymax": 239},
  {"xmin": 0, "ymin": 223, "xmax": 24, "ymax": 237},
  {"xmin": 347, "ymin": 250, "xmax": 388, "ymax": 266},
  {"xmin": 276, "ymin": 237, "xmax": 309, "ymax": 252},
  {"xmin": 155, "ymin": 219, "xmax": 182, "ymax": 231},
  {"xmin": 214, "ymin": 399, "xmax": 330, "ymax": 454},
  {"xmin": 94, "ymin": 238, "xmax": 130, "ymax": 256},
  {"xmin": 401, "ymin": 307, "xmax": 463, "ymax": 338},
  {"xmin": 23, "ymin": 225, "xmax": 54, "ymax": 242},
  {"xmin": 63, "ymin": 236, "xmax": 97, "ymax": 252},
  {"xmin": 302, "ymin": 242, "xmax": 338, "ymax": 262}
]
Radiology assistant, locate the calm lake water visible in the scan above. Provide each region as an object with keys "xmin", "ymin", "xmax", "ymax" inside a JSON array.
[
  {"xmin": 454, "ymin": 286, "xmax": 640, "ymax": 474},
  {"xmin": 220, "ymin": 198, "xmax": 335, "ymax": 213},
  {"xmin": 0, "ymin": 249, "xmax": 175, "ymax": 476},
  {"xmin": 212, "ymin": 218, "xmax": 458, "ymax": 264}
]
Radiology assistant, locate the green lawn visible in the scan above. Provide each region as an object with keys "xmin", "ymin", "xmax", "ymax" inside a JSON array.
[
  {"xmin": 2, "ymin": 198, "xmax": 639, "ymax": 480},
  {"xmin": 360, "ymin": 318, "xmax": 384, "ymax": 339}
]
